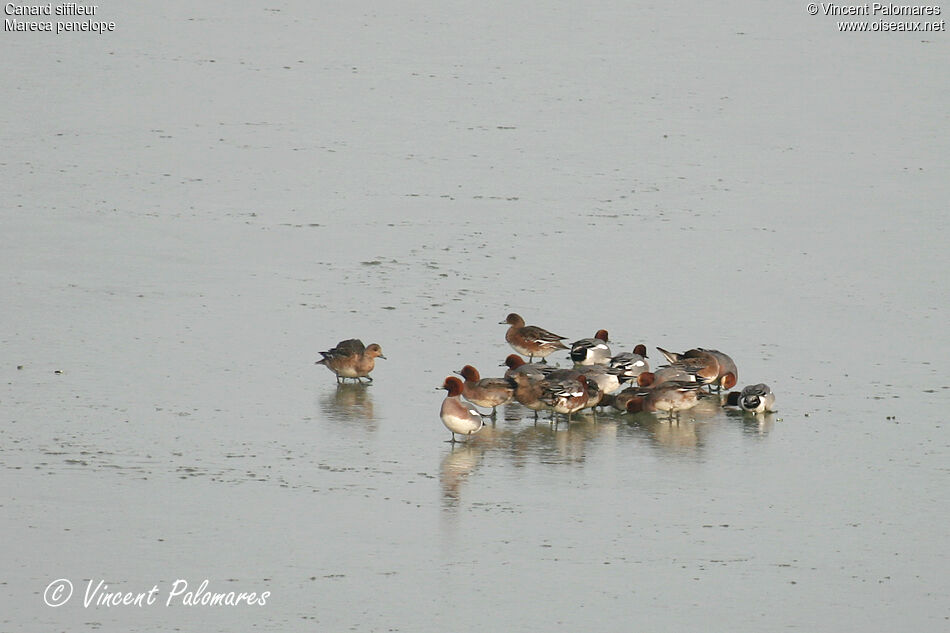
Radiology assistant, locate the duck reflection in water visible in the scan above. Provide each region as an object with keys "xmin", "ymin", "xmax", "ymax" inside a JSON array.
[
  {"xmin": 440, "ymin": 443, "xmax": 484, "ymax": 506},
  {"xmin": 642, "ymin": 415, "xmax": 701, "ymax": 451},
  {"xmin": 318, "ymin": 382, "xmax": 376, "ymax": 424},
  {"xmin": 439, "ymin": 420, "xmax": 601, "ymax": 507},
  {"xmin": 622, "ymin": 409, "xmax": 708, "ymax": 452},
  {"xmin": 724, "ymin": 407, "xmax": 776, "ymax": 436}
]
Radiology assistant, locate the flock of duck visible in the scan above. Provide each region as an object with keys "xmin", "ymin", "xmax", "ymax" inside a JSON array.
[{"xmin": 315, "ymin": 313, "xmax": 776, "ymax": 443}]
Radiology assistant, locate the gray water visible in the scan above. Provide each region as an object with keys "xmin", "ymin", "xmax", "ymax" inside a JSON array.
[{"xmin": 2, "ymin": 2, "xmax": 948, "ymax": 631}]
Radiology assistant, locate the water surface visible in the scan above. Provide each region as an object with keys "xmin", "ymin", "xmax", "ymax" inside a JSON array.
[{"xmin": 2, "ymin": 2, "xmax": 947, "ymax": 631}]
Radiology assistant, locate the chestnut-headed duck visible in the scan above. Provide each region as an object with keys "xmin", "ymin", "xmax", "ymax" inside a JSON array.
[
  {"xmin": 656, "ymin": 347, "xmax": 737, "ymax": 391},
  {"xmin": 725, "ymin": 383, "xmax": 776, "ymax": 414},
  {"xmin": 541, "ymin": 375, "xmax": 592, "ymax": 422},
  {"xmin": 501, "ymin": 354, "xmax": 549, "ymax": 381},
  {"xmin": 569, "ymin": 329, "xmax": 611, "ymax": 366},
  {"xmin": 500, "ymin": 313, "xmax": 568, "ymax": 362},
  {"xmin": 625, "ymin": 381, "xmax": 705, "ymax": 420},
  {"xmin": 315, "ymin": 339, "xmax": 386, "ymax": 383},
  {"xmin": 438, "ymin": 376, "xmax": 485, "ymax": 442},
  {"xmin": 609, "ymin": 387, "xmax": 641, "ymax": 412},
  {"xmin": 456, "ymin": 365, "xmax": 515, "ymax": 418},
  {"xmin": 656, "ymin": 347, "xmax": 722, "ymax": 386},
  {"xmin": 702, "ymin": 349, "xmax": 739, "ymax": 390},
  {"xmin": 610, "ymin": 372, "xmax": 663, "ymax": 411},
  {"xmin": 508, "ymin": 372, "xmax": 550, "ymax": 414},
  {"xmin": 609, "ymin": 344, "xmax": 650, "ymax": 380}
]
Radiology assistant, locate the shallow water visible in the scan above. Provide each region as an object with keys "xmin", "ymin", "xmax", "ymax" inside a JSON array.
[{"xmin": 2, "ymin": 2, "xmax": 949, "ymax": 631}]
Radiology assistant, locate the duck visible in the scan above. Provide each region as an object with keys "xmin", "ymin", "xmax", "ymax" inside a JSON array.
[
  {"xmin": 540, "ymin": 375, "xmax": 592, "ymax": 422},
  {"xmin": 625, "ymin": 381, "xmax": 706, "ymax": 420},
  {"xmin": 656, "ymin": 346, "xmax": 737, "ymax": 391},
  {"xmin": 646, "ymin": 366, "xmax": 697, "ymax": 387},
  {"xmin": 501, "ymin": 313, "xmax": 568, "ymax": 362},
  {"xmin": 501, "ymin": 354, "xmax": 549, "ymax": 381},
  {"xmin": 438, "ymin": 376, "xmax": 486, "ymax": 443},
  {"xmin": 726, "ymin": 383, "xmax": 776, "ymax": 414},
  {"xmin": 580, "ymin": 376, "xmax": 606, "ymax": 411},
  {"xmin": 456, "ymin": 365, "xmax": 515, "ymax": 418},
  {"xmin": 608, "ymin": 344, "xmax": 650, "ymax": 381},
  {"xmin": 577, "ymin": 364, "xmax": 628, "ymax": 396},
  {"xmin": 315, "ymin": 339, "xmax": 386, "ymax": 383},
  {"xmin": 655, "ymin": 347, "xmax": 720, "ymax": 384},
  {"xmin": 609, "ymin": 372, "xmax": 661, "ymax": 411},
  {"xmin": 569, "ymin": 329, "xmax": 611, "ymax": 366},
  {"xmin": 609, "ymin": 388, "xmax": 639, "ymax": 412},
  {"xmin": 508, "ymin": 371, "xmax": 551, "ymax": 415},
  {"xmin": 693, "ymin": 348, "xmax": 738, "ymax": 390}
]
